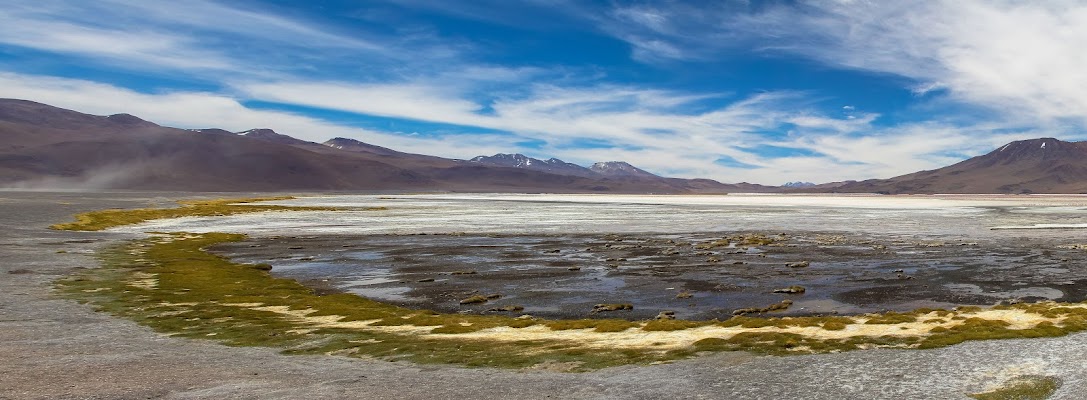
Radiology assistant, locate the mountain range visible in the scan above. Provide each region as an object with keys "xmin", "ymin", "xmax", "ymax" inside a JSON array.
[
  {"xmin": 0, "ymin": 99, "xmax": 770, "ymax": 193},
  {"xmin": 4, "ymin": 98, "xmax": 1087, "ymax": 194}
]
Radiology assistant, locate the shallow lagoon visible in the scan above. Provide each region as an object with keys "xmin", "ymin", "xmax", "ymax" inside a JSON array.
[{"xmin": 116, "ymin": 194, "xmax": 1087, "ymax": 319}]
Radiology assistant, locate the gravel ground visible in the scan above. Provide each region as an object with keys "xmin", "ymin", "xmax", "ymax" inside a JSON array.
[{"xmin": 2, "ymin": 191, "xmax": 1086, "ymax": 400}]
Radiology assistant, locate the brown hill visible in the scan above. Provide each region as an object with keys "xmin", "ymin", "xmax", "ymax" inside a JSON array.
[
  {"xmin": 827, "ymin": 138, "xmax": 1087, "ymax": 194},
  {"xmin": 0, "ymin": 99, "xmax": 765, "ymax": 193}
]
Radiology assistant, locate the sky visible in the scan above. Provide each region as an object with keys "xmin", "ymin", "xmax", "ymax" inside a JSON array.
[{"xmin": 2, "ymin": 0, "xmax": 1087, "ymax": 185}]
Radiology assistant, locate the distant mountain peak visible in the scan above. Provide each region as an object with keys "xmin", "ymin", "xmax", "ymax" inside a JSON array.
[
  {"xmin": 829, "ymin": 137, "xmax": 1087, "ymax": 194},
  {"xmin": 471, "ymin": 153, "xmax": 599, "ymax": 177},
  {"xmin": 105, "ymin": 113, "xmax": 151, "ymax": 125},
  {"xmin": 589, "ymin": 161, "xmax": 659, "ymax": 178},
  {"xmin": 471, "ymin": 153, "xmax": 534, "ymax": 167},
  {"xmin": 189, "ymin": 128, "xmax": 234, "ymax": 135},
  {"xmin": 982, "ymin": 138, "xmax": 1077, "ymax": 164},
  {"xmin": 782, "ymin": 181, "xmax": 816, "ymax": 188},
  {"xmin": 239, "ymin": 128, "xmax": 278, "ymax": 136},
  {"xmin": 323, "ymin": 137, "xmax": 401, "ymax": 156},
  {"xmin": 237, "ymin": 128, "xmax": 310, "ymax": 145}
]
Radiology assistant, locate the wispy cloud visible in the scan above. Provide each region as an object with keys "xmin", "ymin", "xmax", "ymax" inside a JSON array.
[
  {"xmin": 596, "ymin": 1, "xmax": 1087, "ymax": 128},
  {"xmin": 0, "ymin": 0, "xmax": 391, "ymax": 76}
]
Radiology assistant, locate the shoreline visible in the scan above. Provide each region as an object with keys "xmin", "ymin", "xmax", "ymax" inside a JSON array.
[{"xmin": 4, "ymin": 191, "xmax": 1087, "ymax": 398}]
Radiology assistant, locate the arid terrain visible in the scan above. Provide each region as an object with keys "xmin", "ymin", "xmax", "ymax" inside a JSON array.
[{"xmin": 4, "ymin": 191, "xmax": 1087, "ymax": 399}]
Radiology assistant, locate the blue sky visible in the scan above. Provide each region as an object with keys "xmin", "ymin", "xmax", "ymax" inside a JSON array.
[{"xmin": 2, "ymin": 1, "xmax": 1085, "ymax": 184}]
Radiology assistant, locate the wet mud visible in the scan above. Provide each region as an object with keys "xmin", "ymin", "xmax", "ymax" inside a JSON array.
[{"xmin": 212, "ymin": 231, "xmax": 1087, "ymax": 320}]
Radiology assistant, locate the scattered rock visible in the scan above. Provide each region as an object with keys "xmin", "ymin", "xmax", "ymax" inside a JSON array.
[
  {"xmin": 592, "ymin": 303, "xmax": 633, "ymax": 313},
  {"xmin": 787, "ymin": 261, "xmax": 810, "ymax": 268},
  {"xmin": 417, "ymin": 278, "xmax": 435, "ymax": 282},
  {"xmin": 449, "ymin": 270, "xmax": 477, "ymax": 275},
  {"xmin": 694, "ymin": 239, "xmax": 730, "ymax": 249},
  {"xmin": 772, "ymin": 285, "xmax": 806, "ymax": 294},
  {"xmin": 8, "ymin": 269, "xmax": 35, "ymax": 274},
  {"xmin": 250, "ymin": 263, "xmax": 273, "ymax": 271},
  {"xmin": 459, "ymin": 295, "xmax": 491, "ymax": 305},
  {"xmin": 287, "ymin": 246, "xmax": 304, "ymax": 250},
  {"xmin": 675, "ymin": 291, "xmax": 694, "ymax": 299},
  {"xmin": 655, "ymin": 311, "xmax": 676, "ymax": 320},
  {"xmin": 732, "ymin": 299, "xmax": 793, "ymax": 315},
  {"xmin": 998, "ymin": 298, "xmax": 1023, "ymax": 306},
  {"xmin": 567, "ymin": 266, "xmax": 581, "ymax": 271},
  {"xmin": 487, "ymin": 305, "xmax": 525, "ymax": 312},
  {"xmin": 731, "ymin": 261, "xmax": 744, "ymax": 265}
]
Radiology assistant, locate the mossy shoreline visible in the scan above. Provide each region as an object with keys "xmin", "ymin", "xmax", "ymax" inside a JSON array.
[
  {"xmin": 50, "ymin": 196, "xmax": 340, "ymax": 231},
  {"xmin": 49, "ymin": 197, "xmax": 1087, "ymax": 371}
]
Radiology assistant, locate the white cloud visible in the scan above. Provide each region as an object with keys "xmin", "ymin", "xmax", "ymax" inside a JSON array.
[
  {"xmin": 0, "ymin": 9, "xmax": 232, "ymax": 70},
  {"xmin": 602, "ymin": 1, "xmax": 1087, "ymax": 127},
  {"xmin": 0, "ymin": 0, "xmax": 388, "ymax": 75}
]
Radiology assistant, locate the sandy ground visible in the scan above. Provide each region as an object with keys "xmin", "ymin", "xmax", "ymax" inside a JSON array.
[{"xmin": 3, "ymin": 191, "xmax": 1087, "ymax": 399}]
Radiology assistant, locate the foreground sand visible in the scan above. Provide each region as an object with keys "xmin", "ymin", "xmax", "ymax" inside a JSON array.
[{"xmin": 2, "ymin": 191, "xmax": 1087, "ymax": 399}]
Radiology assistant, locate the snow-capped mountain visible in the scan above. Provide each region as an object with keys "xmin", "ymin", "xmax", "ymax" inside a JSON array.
[
  {"xmin": 237, "ymin": 128, "xmax": 311, "ymax": 145},
  {"xmin": 832, "ymin": 138, "xmax": 1087, "ymax": 194},
  {"xmin": 589, "ymin": 161, "xmax": 660, "ymax": 179},
  {"xmin": 323, "ymin": 137, "xmax": 402, "ymax": 156},
  {"xmin": 470, "ymin": 153, "xmax": 599, "ymax": 177}
]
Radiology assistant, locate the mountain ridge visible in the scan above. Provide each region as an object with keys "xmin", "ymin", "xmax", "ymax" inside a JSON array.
[
  {"xmin": 5, "ymin": 98, "xmax": 1085, "ymax": 194},
  {"xmin": 825, "ymin": 138, "xmax": 1087, "ymax": 194},
  {"xmin": 0, "ymin": 98, "xmax": 769, "ymax": 193}
]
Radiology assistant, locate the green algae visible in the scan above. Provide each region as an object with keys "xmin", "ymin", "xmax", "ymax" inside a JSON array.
[
  {"xmin": 50, "ymin": 196, "xmax": 338, "ymax": 231},
  {"xmin": 969, "ymin": 375, "xmax": 1061, "ymax": 400}
]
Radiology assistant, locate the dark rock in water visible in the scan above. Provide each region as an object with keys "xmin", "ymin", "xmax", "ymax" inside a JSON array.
[
  {"xmin": 656, "ymin": 311, "xmax": 676, "ymax": 320},
  {"xmin": 773, "ymin": 285, "xmax": 806, "ymax": 294},
  {"xmin": 487, "ymin": 304, "xmax": 525, "ymax": 313},
  {"xmin": 732, "ymin": 299, "xmax": 793, "ymax": 315},
  {"xmin": 592, "ymin": 303, "xmax": 633, "ymax": 313},
  {"xmin": 459, "ymin": 295, "xmax": 490, "ymax": 305},
  {"xmin": 787, "ymin": 261, "xmax": 810, "ymax": 268}
]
